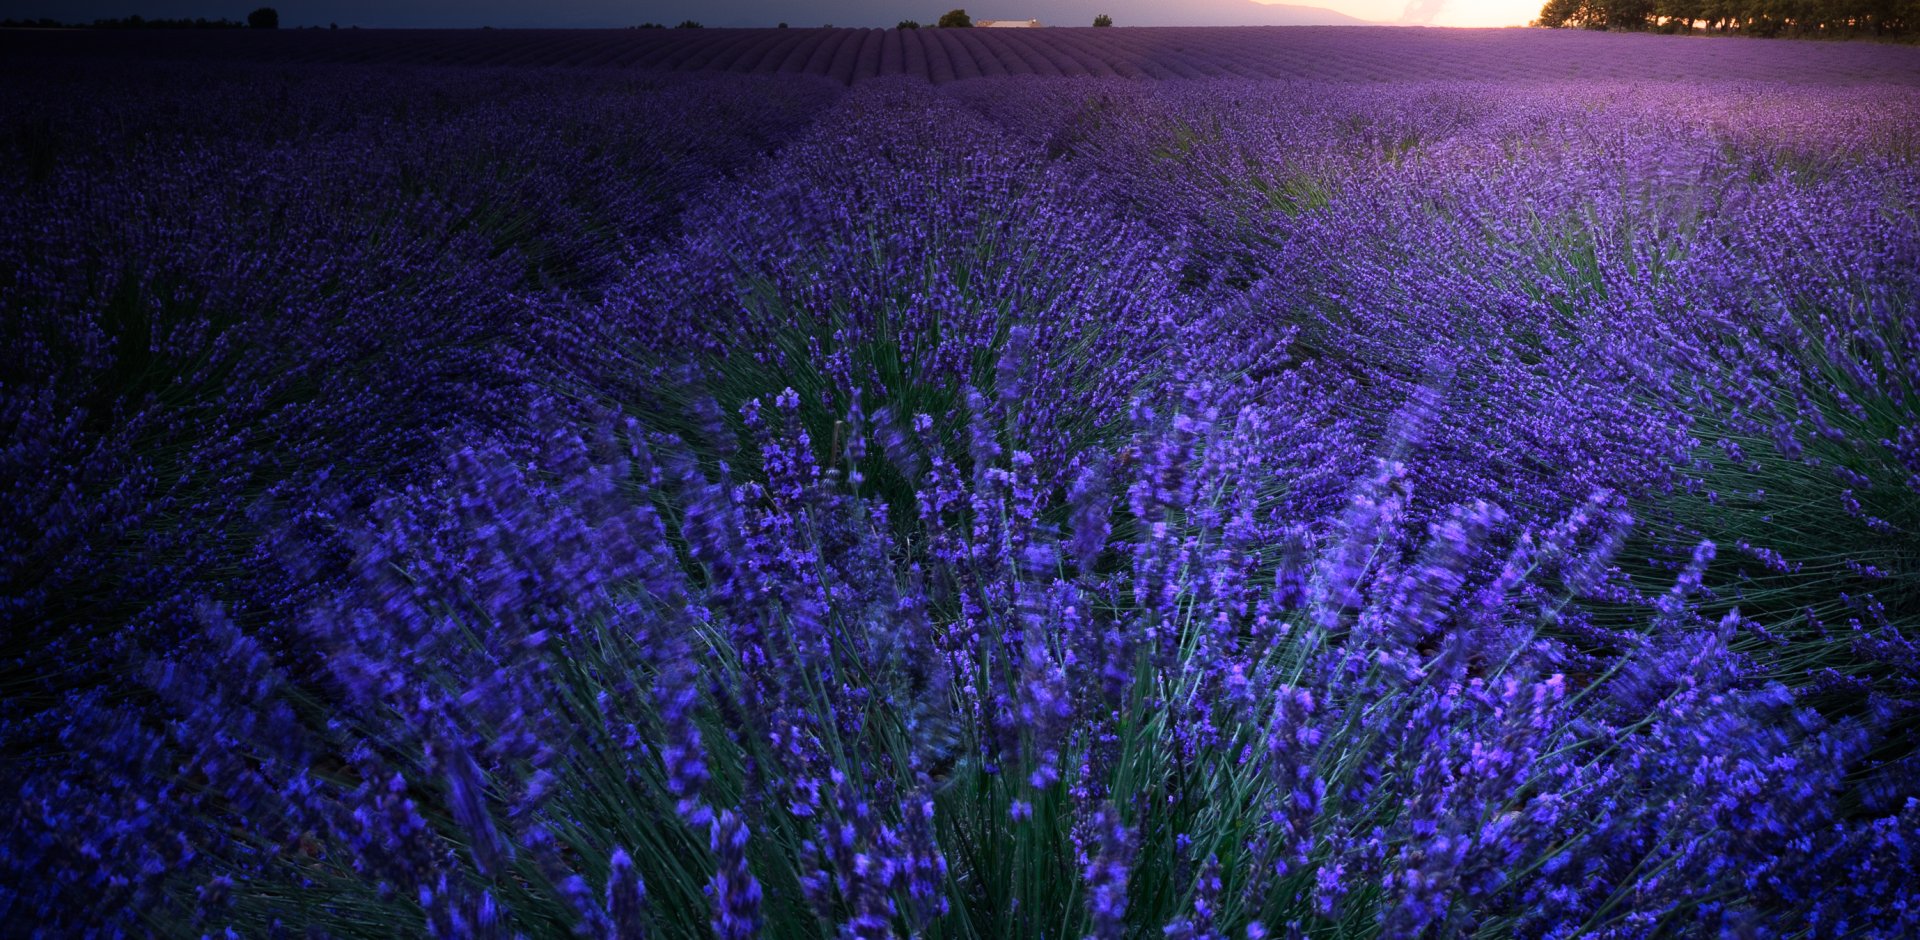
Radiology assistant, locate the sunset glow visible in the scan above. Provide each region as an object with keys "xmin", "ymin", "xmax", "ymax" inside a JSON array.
[{"xmin": 1262, "ymin": 0, "xmax": 1542, "ymax": 27}]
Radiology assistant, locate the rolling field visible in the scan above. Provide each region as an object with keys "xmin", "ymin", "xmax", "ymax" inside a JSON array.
[
  {"xmin": 6, "ymin": 25, "xmax": 1920, "ymax": 83},
  {"xmin": 4, "ymin": 27, "xmax": 1920, "ymax": 938}
]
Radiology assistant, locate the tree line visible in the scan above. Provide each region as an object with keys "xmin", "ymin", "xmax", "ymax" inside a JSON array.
[
  {"xmin": 2, "ymin": 8, "xmax": 280, "ymax": 29},
  {"xmin": 1536, "ymin": 0, "xmax": 1916, "ymax": 35},
  {"xmin": 896, "ymin": 10, "xmax": 1115, "ymax": 27}
]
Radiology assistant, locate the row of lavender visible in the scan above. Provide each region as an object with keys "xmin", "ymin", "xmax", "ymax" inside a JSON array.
[
  {"xmin": 0, "ymin": 61, "xmax": 844, "ymax": 931},
  {"xmin": 10, "ymin": 27, "xmax": 1920, "ymax": 86},
  {"xmin": 4, "ymin": 60, "xmax": 1918, "ymax": 936}
]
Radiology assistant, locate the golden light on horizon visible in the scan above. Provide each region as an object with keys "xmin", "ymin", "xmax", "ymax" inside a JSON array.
[{"xmin": 1259, "ymin": 0, "xmax": 1544, "ymax": 28}]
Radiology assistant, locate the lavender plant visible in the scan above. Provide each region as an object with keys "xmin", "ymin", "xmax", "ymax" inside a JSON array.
[{"xmin": 5, "ymin": 48, "xmax": 1919, "ymax": 939}]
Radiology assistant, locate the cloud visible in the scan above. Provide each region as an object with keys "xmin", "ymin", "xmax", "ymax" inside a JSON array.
[{"xmin": 1397, "ymin": 0, "xmax": 1448, "ymax": 24}]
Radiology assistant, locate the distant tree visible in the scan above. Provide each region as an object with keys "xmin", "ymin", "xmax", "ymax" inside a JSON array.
[
  {"xmin": 937, "ymin": 8, "xmax": 974, "ymax": 26},
  {"xmin": 777, "ymin": 21, "xmax": 789, "ymax": 27},
  {"xmin": 1700, "ymin": 0, "xmax": 1744, "ymax": 30},
  {"xmin": 675, "ymin": 19, "xmax": 704, "ymax": 28},
  {"xmin": 898, "ymin": 18, "xmax": 922, "ymax": 28},
  {"xmin": 1536, "ymin": 0, "xmax": 1606, "ymax": 25},
  {"xmin": 1608, "ymin": 0, "xmax": 1656, "ymax": 26},
  {"xmin": 1093, "ymin": 13, "xmax": 1114, "ymax": 25},
  {"xmin": 633, "ymin": 22, "xmax": 665, "ymax": 28},
  {"xmin": 1537, "ymin": 0, "xmax": 1917, "ymax": 31},
  {"xmin": 1655, "ymin": 0, "xmax": 1703, "ymax": 30},
  {"xmin": 247, "ymin": 7, "xmax": 278, "ymax": 28},
  {"xmin": 77, "ymin": 14, "xmax": 245, "ymax": 28},
  {"xmin": 329, "ymin": 21, "xmax": 338, "ymax": 29}
]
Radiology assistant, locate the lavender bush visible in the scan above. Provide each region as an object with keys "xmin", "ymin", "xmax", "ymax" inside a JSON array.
[{"xmin": 3, "ymin": 41, "xmax": 1918, "ymax": 939}]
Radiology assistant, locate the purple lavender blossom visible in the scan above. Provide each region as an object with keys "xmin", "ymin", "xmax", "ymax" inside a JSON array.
[
  {"xmin": 708, "ymin": 810, "xmax": 763, "ymax": 940},
  {"xmin": 5, "ymin": 41, "xmax": 1919, "ymax": 940}
]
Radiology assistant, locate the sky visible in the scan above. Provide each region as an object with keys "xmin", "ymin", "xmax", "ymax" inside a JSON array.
[{"xmin": 0, "ymin": 0, "xmax": 1544, "ymax": 30}]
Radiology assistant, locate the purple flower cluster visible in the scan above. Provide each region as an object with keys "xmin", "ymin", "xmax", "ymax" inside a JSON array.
[{"xmin": 5, "ymin": 48, "xmax": 1919, "ymax": 939}]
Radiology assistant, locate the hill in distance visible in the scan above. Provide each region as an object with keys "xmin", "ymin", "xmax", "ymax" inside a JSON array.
[
  {"xmin": 645, "ymin": 0, "xmax": 1375, "ymax": 28},
  {"xmin": 0, "ymin": 0, "xmax": 1376, "ymax": 29},
  {"xmin": 1005, "ymin": 0, "xmax": 1375, "ymax": 26}
]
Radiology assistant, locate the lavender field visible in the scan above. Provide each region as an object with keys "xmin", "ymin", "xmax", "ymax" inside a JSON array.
[
  {"xmin": 4, "ymin": 28, "xmax": 1920, "ymax": 938},
  {"xmin": 9, "ymin": 25, "xmax": 1920, "ymax": 83}
]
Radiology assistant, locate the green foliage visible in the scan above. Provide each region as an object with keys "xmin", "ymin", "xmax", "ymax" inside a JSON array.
[
  {"xmin": 1537, "ymin": 0, "xmax": 1920, "ymax": 33},
  {"xmin": 1641, "ymin": 322, "xmax": 1920, "ymax": 710},
  {"xmin": 899, "ymin": 19, "xmax": 923, "ymax": 28},
  {"xmin": 247, "ymin": 7, "xmax": 278, "ymax": 29},
  {"xmin": 938, "ymin": 8, "xmax": 974, "ymax": 27},
  {"xmin": 676, "ymin": 19, "xmax": 705, "ymax": 28},
  {"xmin": 1094, "ymin": 13, "xmax": 1115, "ymax": 26}
]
